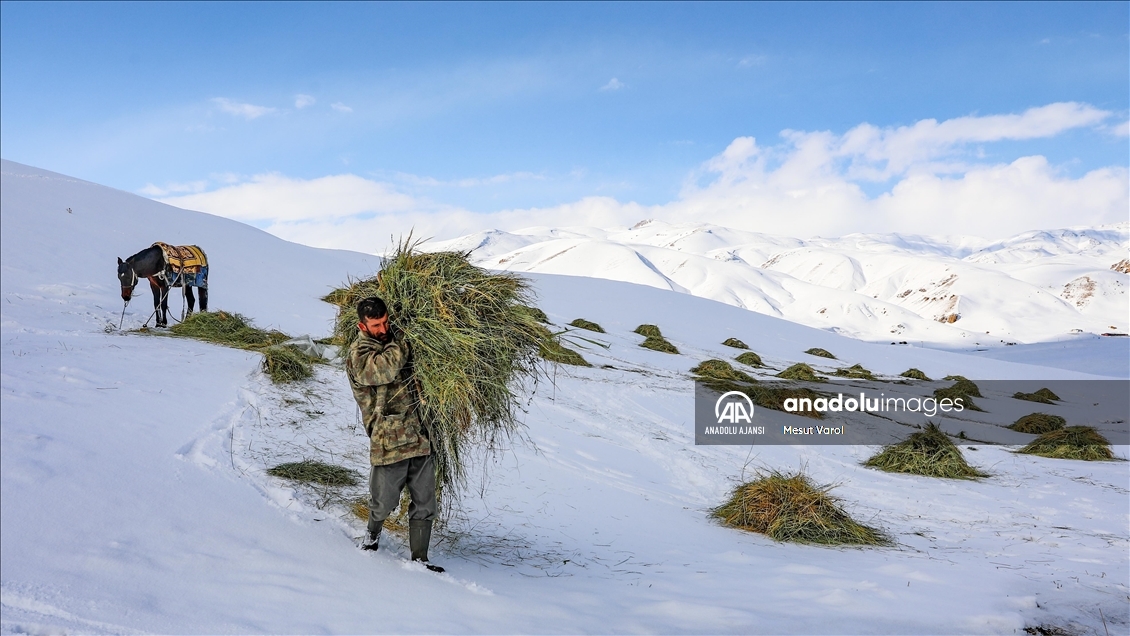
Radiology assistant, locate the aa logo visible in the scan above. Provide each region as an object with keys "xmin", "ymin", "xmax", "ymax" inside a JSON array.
[{"xmin": 715, "ymin": 390, "xmax": 755, "ymax": 424}]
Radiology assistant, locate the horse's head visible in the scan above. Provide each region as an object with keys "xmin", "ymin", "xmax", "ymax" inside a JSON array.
[{"xmin": 117, "ymin": 257, "xmax": 138, "ymax": 301}]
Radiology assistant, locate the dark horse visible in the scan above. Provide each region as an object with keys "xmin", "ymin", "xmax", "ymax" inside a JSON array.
[{"xmin": 117, "ymin": 244, "xmax": 209, "ymax": 327}]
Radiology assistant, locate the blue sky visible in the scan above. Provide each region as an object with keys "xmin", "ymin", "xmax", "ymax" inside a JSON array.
[{"xmin": 2, "ymin": 2, "xmax": 1127, "ymax": 246}]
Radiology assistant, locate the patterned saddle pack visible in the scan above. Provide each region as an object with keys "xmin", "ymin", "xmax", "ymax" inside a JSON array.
[{"xmin": 152, "ymin": 242, "xmax": 209, "ymax": 288}]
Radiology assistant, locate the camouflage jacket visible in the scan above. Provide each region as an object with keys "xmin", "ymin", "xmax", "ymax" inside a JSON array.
[{"xmin": 345, "ymin": 331, "xmax": 431, "ymax": 466}]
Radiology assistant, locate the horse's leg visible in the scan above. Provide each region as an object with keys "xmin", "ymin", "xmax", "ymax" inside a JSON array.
[
  {"xmin": 160, "ymin": 280, "xmax": 171, "ymax": 327},
  {"xmin": 149, "ymin": 279, "xmax": 166, "ymax": 327},
  {"xmin": 185, "ymin": 286, "xmax": 196, "ymax": 315},
  {"xmin": 199, "ymin": 283, "xmax": 208, "ymax": 312}
]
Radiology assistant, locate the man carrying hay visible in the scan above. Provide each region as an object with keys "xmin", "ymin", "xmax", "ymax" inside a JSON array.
[{"xmin": 346, "ymin": 296, "xmax": 444, "ymax": 573}]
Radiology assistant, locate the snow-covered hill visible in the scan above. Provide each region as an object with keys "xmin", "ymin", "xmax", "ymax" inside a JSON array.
[
  {"xmin": 2, "ymin": 160, "xmax": 1127, "ymax": 634},
  {"xmin": 430, "ymin": 219, "xmax": 1129, "ymax": 347}
]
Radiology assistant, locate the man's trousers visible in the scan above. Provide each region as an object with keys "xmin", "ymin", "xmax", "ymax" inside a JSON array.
[{"xmin": 367, "ymin": 454, "xmax": 437, "ymax": 536}]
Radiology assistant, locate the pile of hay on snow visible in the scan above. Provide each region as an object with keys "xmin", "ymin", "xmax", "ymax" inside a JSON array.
[
  {"xmin": 170, "ymin": 311, "xmax": 316, "ymax": 384},
  {"xmin": 712, "ymin": 470, "xmax": 889, "ymax": 546},
  {"xmin": 777, "ymin": 363, "xmax": 823, "ymax": 382},
  {"xmin": 326, "ymin": 240, "xmax": 554, "ymax": 492},
  {"xmin": 722, "ymin": 337, "xmax": 749, "ymax": 349},
  {"xmin": 1012, "ymin": 388, "xmax": 1061, "ymax": 404},
  {"xmin": 863, "ymin": 423, "xmax": 989, "ymax": 479},
  {"xmin": 538, "ymin": 335, "xmax": 591, "ymax": 367},
  {"xmin": 833, "ymin": 364, "xmax": 876, "ymax": 380},
  {"xmin": 805, "ymin": 347, "xmax": 836, "ymax": 359},
  {"xmin": 170, "ymin": 310, "xmax": 289, "ymax": 350},
  {"xmin": 1018, "ymin": 426, "xmax": 1115, "ymax": 461},
  {"xmin": 568, "ymin": 318, "xmax": 605, "ymax": 333},
  {"xmin": 634, "ymin": 324, "xmax": 679, "ymax": 354},
  {"xmin": 735, "ymin": 351, "xmax": 764, "ymax": 367},
  {"xmin": 934, "ymin": 377, "xmax": 983, "ymax": 411},
  {"xmin": 267, "ymin": 460, "xmax": 361, "ymax": 487},
  {"xmin": 900, "ymin": 368, "xmax": 930, "ymax": 381},
  {"xmin": 691, "ymin": 359, "xmax": 757, "ymax": 384},
  {"xmin": 1008, "ymin": 413, "xmax": 1066, "ymax": 435},
  {"xmin": 261, "ymin": 345, "xmax": 314, "ymax": 382}
]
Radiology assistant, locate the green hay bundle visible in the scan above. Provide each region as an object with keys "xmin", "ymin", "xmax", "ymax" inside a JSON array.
[
  {"xmin": 641, "ymin": 336, "xmax": 679, "ymax": 354},
  {"xmin": 538, "ymin": 333, "xmax": 591, "ymax": 367},
  {"xmin": 833, "ymin": 364, "xmax": 876, "ymax": 380},
  {"xmin": 267, "ymin": 460, "xmax": 360, "ymax": 487},
  {"xmin": 777, "ymin": 363, "xmax": 823, "ymax": 382},
  {"xmin": 722, "ymin": 337, "xmax": 749, "ymax": 349},
  {"xmin": 900, "ymin": 368, "xmax": 930, "ymax": 381},
  {"xmin": 632, "ymin": 324, "xmax": 678, "ymax": 353},
  {"xmin": 934, "ymin": 377, "xmax": 984, "ymax": 411},
  {"xmin": 712, "ymin": 470, "xmax": 889, "ymax": 546},
  {"xmin": 735, "ymin": 351, "xmax": 764, "ymax": 367},
  {"xmin": 942, "ymin": 375, "xmax": 983, "ymax": 397},
  {"xmin": 329, "ymin": 240, "xmax": 551, "ymax": 493},
  {"xmin": 170, "ymin": 310, "xmax": 289, "ymax": 350},
  {"xmin": 691, "ymin": 359, "xmax": 757, "ymax": 384},
  {"xmin": 568, "ymin": 318, "xmax": 605, "ymax": 333},
  {"xmin": 1013, "ymin": 388, "xmax": 1060, "ymax": 404},
  {"xmin": 863, "ymin": 423, "xmax": 989, "ymax": 479},
  {"xmin": 1008, "ymin": 413, "xmax": 1066, "ymax": 435},
  {"xmin": 805, "ymin": 347, "xmax": 836, "ymax": 359},
  {"xmin": 1018, "ymin": 426, "xmax": 1114, "ymax": 461},
  {"xmin": 262, "ymin": 345, "xmax": 314, "ymax": 382}
]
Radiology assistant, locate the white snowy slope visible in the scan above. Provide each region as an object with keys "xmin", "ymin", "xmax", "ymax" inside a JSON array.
[
  {"xmin": 2, "ymin": 160, "xmax": 1127, "ymax": 635},
  {"xmin": 429, "ymin": 219, "xmax": 1130, "ymax": 357}
]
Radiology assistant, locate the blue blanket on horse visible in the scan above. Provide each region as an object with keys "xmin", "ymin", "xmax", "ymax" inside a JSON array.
[{"xmin": 163, "ymin": 265, "xmax": 208, "ymax": 288}]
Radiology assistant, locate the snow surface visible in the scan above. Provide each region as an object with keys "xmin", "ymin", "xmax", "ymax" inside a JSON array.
[
  {"xmin": 2, "ymin": 160, "xmax": 1128, "ymax": 634},
  {"xmin": 429, "ymin": 219, "xmax": 1130, "ymax": 354}
]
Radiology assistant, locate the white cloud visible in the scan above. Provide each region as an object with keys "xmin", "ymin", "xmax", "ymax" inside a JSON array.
[
  {"xmin": 394, "ymin": 171, "xmax": 545, "ymax": 188},
  {"xmin": 153, "ymin": 102, "xmax": 1127, "ymax": 248},
  {"xmin": 211, "ymin": 97, "xmax": 276, "ymax": 120},
  {"xmin": 600, "ymin": 78, "xmax": 625, "ymax": 91},
  {"xmin": 331, "ymin": 102, "xmax": 353, "ymax": 113},
  {"xmin": 294, "ymin": 94, "xmax": 316, "ymax": 109},
  {"xmin": 1112, "ymin": 120, "xmax": 1130, "ymax": 137},
  {"xmin": 137, "ymin": 180, "xmax": 209, "ymax": 197}
]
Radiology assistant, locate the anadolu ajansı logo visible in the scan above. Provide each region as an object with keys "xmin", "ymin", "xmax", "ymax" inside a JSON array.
[{"xmin": 715, "ymin": 390, "xmax": 755, "ymax": 424}]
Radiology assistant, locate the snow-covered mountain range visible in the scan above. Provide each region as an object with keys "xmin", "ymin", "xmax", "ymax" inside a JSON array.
[
  {"xmin": 1, "ymin": 159, "xmax": 1127, "ymax": 634},
  {"xmin": 431, "ymin": 220, "xmax": 1128, "ymax": 347}
]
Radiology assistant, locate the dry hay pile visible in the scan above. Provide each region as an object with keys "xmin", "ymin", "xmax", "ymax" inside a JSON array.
[
  {"xmin": 267, "ymin": 460, "xmax": 361, "ymax": 487},
  {"xmin": 1012, "ymin": 388, "xmax": 1061, "ymax": 404},
  {"xmin": 900, "ymin": 368, "xmax": 930, "ymax": 381},
  {"xmin": 735, "ymin": 351, "xmax": 764, "ymax": 367},
  {"xmin": 1017, "ymin": 426, "xmax": 1115, "ymax": 461},
  {"xmin": 833, "ymin": 364, "xmax": 876, "ymax": 380},
  {"xmin": 691, "ymin": 359, "xmax": 757, "ymax": 384},
  {"xmin": 712, "ymin": 470, "xmax": 889, "ymax": 546},
  {"xmin": 170, "ymin": 311, "xmax": 316, "ymax": 383},
  {"xmin": 863, "ymin": 423, "xmax": 989, "ymax": 479},
  {"xmin": 805, "ymin": 347, "xmax": 837, "ymax": 359},
  {"xmin": 722, "ymin": 337, "xmax": 749, "ymax": 349},
  {"xmin": 1008, "ymin": 413, "xmax": 1066, "ymax": 435},
  {"xmin": 934, "ymin": 377, "xmax": 984, "ymax": 411},
  {"xmin": 326, "ymin": 241, "xmax": 556, "ymax": 493},
  {"xmin": 777, "ymin": 363, "xmax": 823, "ymax": 382},
  {"xmin": 568, "ymin": 318, "xmax": 605, "ymax": 333},
  {"xmin": 634, "ymin": 324, "xmax": 679, "ymax": 354},
  {"xmin": 170, "ymin": 310, "xmax": 289, "ymax": 349}
]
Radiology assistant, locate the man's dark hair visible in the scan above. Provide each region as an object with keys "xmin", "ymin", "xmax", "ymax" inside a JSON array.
[{"xmin": 357, "ymin": 296, "xmax": 388, "ymax": 321}]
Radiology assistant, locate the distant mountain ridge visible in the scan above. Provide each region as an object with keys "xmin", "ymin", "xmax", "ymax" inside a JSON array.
[{"xmin": 430, "ymin": 220, "xmax": 1129, "ymax": 346}]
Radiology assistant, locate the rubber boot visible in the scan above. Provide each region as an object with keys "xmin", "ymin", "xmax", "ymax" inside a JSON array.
[
  {"xmin": 361, "ymin": 526, "xmax": 381, "ymax": 551},
  {"xmin": 409, "ymin": 520, "xmax": 444, "ymax": 572}
]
